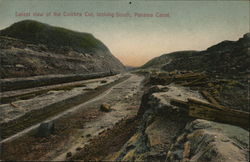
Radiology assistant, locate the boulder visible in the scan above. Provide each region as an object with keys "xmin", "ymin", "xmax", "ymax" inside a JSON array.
[
  {"xmin": 66, "ymin": 152, "xmax": 72, "ymax": 158},
  {"xmin": 76, "ymin": 147, "xmax": 82, "ymax": 151},
  {"xmin": 36, "ymin": 121, "xmax": 55, "ymax": 137},
  {"xmin": 100, "ymin": 103, "xmax": 111, "ymax": 112}
]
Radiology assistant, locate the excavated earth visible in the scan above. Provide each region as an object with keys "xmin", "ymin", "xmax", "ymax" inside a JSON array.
[
  {"xmin": 1, "ymin": 73, "xmax": 249, "ymax": 162},
  {"xmin": 0, "ymin": 20, "xmax": 125, "ymax": 79},
  {"xmin": 0, "ymin": 31, "xmax": 249, "ymax": 161},
  {"xmin": 68, "ymin": 79, "xmax": 248, "ymax": 162},
  {"xmin": 0, "ymin": 74, "xmax": 145, "ymax": 161}
]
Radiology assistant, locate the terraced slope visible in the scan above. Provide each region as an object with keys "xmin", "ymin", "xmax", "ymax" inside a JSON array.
[{"xmin": 0, "ymin": 20, "xmax": 125, "ymax": 78}]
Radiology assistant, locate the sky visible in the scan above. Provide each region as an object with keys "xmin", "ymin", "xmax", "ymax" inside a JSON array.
[{"xmin": 0, "ymin": 0, "xmax": 249, "ymax": 66}]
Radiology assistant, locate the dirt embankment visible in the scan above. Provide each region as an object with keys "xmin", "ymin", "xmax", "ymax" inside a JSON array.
[
  {"xmin": 0, "ymin": 72, "xmax": 115, "ymax": 92},
  {"xmin": 70, "ymin": 118, "xmax": 139, "ymax": 161}
]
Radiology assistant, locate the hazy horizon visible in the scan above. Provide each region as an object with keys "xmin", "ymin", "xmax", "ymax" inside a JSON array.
[{"xmin": 0, "ymin": 0, "xmax": 249, "ymax": 66}]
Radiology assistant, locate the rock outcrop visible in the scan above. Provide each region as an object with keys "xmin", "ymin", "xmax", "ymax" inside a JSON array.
[
  {"xmin": 114, "ymin": 85, "xmax": 249, "ymax": 161},
  {"xmin": 168, "ymin": 119, "xmax": 249, "ymax": 162},
  {"xmin": 100, "ymin": 103, "xmax": 112, "ymax": 112},
  {"xmin": 0, "ymin": 20, "xmax": 125, "ymax": 78}
]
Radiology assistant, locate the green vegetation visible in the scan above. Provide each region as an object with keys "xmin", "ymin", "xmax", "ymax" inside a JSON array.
[{"xmin": 0, "ymin": 20, "xmax": 107, "ymax": 53}]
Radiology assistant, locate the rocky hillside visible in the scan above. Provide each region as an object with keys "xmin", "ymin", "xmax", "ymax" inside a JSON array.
[
  {"xmin": 141, "ymin": 33, "xmax": 250, "ymax": 81},
  {"xmin": 139, "ymin": 33, "xmax": 250, "ymax": 112},
  {"xmin": 0, "ymin": 20, "xmax": 125, "ymax": 78},
  {"xmin": 128, "ymin": 36, "xmax": 250, "ymax": 160},
  {"xmin": 141, "ymin": 50, "xmax": 198, "ymax": 69}
]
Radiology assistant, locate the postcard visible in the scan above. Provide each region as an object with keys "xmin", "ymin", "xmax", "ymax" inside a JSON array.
[{"xmin": 0, "ymin": 0, "xmax": 249, "ymax": 161}]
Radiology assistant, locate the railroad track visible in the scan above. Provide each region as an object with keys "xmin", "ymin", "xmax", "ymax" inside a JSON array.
[{"xmin": 0, "ymin": 76, "xmax": 130, "ymax": 141}]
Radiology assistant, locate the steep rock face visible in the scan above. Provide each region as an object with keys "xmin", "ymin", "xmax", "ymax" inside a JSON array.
[{"xmin": 0, "ymin": 20, "xmax": 125, "ymax": 78}]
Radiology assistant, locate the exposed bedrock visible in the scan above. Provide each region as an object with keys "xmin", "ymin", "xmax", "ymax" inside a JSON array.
[{"xmin": 115, "ymin": 85, "xmax": 249, "ymax": 161}]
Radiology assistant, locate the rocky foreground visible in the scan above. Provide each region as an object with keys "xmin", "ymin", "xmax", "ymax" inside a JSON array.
[
  {"xmin": 108, "ymin": 84, "xmax": 249, "ymax": 161},
  {"xmin": 61, "ymin": 70, "xmax": 249, "ymax": 161}
]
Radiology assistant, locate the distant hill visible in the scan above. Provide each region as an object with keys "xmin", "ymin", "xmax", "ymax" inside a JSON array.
[
  {"xmin": 0, "ymin": 20, "xmax": 125, "ymax": 78},
  {"xmin": 141, "ymin": 51, "xmax": 198, "ymax": 69}
]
